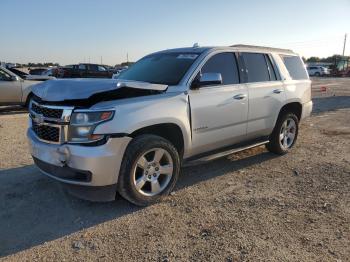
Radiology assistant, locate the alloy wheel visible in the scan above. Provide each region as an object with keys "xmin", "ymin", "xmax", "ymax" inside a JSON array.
[
  {"xmin": 132, "ymin": 148, "xmax": 173, "ymax": 196},
  {"xmin": 279, "ymin": 117, "xmax": 297, "ymax": 150}
]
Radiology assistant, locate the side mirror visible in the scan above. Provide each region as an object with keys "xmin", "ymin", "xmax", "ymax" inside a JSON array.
[{"xmin": 191, "ymin": 73, "xmax": 222, "ymax": 89}]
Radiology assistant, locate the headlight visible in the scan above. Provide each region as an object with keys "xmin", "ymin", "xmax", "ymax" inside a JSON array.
[{"xmin": 68, "ymin": 110, "xmax": 114, "ymax": 143}]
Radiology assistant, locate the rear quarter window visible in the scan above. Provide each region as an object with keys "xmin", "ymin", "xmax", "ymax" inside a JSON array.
[{"xmin": 281, "ymin": 55, "xmax": 308, "ymax": 80}]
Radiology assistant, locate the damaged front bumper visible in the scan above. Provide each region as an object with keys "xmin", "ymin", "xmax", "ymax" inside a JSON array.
[{"xmin": 27, "ymin": 129, "xmax": 131, "ymax": 201}]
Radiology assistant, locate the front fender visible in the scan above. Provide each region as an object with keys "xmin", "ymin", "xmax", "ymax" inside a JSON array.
[{"xmin": 93, "ymin": 93, "xmax": 192, "ymax": 156}]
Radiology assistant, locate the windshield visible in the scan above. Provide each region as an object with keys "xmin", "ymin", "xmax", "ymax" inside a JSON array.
[{"xmin": 118, "ymin": 52, "xmax": 199, "ymax": 85}]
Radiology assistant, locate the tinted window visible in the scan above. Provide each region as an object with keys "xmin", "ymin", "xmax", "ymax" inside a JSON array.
[
  {"xmin": 98, "ymin": 66, "xmax": 107, "ymax": 72},
  {"xmin": 78, "ymin": 64, "xmax": 86, "ymax": 70},
  {"xmin": 119, "ymin": 52, "xmax": 199, "ymax": 85},
  {"xmin": 281, "ymin": 55, "xmax": 308, "ymax": 80},
  {"xmin": 201, "ymin": 53, "xmax": 239, "ymax": 85},
  {"xmin": 88, "ymin": 65, "xmax": 98, "ymax": 71},
  {"xmin": 242, "ymin": 53, "xmax": 270, "ymax": 82}
]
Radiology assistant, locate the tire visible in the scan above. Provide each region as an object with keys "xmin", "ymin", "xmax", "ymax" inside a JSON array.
[
  {"xmin": 266, "ymin": 112, "xmax": 299, "ymax": 155},
  {"xmin": 117, "ymin": 134, "xmax": 181, "ymax": 206}
]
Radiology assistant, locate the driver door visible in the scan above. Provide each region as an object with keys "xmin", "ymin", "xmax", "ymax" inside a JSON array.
[
  {"xmin": 188, "ymin": 52, "xmax": 248, "ymax": 155},
  {"xmin": 0, "ymin": 68, "xmax": 22, "ymax": 104}
]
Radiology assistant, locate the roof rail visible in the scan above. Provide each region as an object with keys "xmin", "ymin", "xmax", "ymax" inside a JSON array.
[{"xmin": 230, "ymin": 44, "xmax": 294, "ymax": 53}]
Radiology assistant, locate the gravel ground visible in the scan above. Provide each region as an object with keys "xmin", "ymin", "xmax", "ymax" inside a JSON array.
[{"xmin": 0, "ymin": 78, "xmax": 349, "ymax": 261}]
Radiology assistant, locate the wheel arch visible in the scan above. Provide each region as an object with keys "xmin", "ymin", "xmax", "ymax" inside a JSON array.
[
  {"xmin": 129, "ymin": 123, "xmax": 186, "ymax": 158},
  {"xmin": 278, "ymin": 101, "xmax": 302, "ymax": 121}
]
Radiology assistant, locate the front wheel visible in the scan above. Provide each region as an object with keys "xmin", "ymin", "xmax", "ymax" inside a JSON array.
[
  {"xmin": 117, "ymin": 135, "xmax": 181, "ymax": 206},
  {"xmin": 266, "ymin": 113, "xmax": 299, "ymax": 155}
]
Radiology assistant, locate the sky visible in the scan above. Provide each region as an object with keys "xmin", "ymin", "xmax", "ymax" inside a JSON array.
[{"xmin": 0, "ymin": 0, "xmax": 349, "ymax": 65}]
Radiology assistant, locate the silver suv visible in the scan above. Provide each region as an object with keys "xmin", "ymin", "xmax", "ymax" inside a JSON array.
[{"xmin": 27, "ymin": 45, "xmax": 313, "ymax": 206}]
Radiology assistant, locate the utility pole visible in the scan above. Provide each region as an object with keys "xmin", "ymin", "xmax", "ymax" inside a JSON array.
[
  {"xmin": 342, "ymin": 33, "xmax": 347, "ymax": 56},
  {"xmin": 127, "ymin": 53, "xmax": 129, "ymax": 64},
  {"xmin": 100, "ymin": 56, "xmax": 102, "ymax": 65}
]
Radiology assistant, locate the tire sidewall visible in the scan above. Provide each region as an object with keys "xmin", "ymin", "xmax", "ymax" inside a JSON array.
[
  {"xmin": 275, "ymin": 113, "xmax": 299, "ymax": 153},
  {"xmin": 118, "ymin": 135, "xmax": 180, "ymax": 206}
]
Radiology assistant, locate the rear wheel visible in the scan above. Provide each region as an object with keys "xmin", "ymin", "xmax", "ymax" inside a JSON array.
[
  {"xmin": 117, "ymin": 135, "xmax": 180, "ymax": 206},
  {"xmin": 266, "ymin": 113, "xmax": 299, "ymax": 155}
]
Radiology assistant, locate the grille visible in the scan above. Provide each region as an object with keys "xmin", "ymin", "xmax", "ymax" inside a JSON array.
[
  {"xmin": 32, "ymin": 121, "xmax": 60, "ymax": 142},
  {"xmin": 31, "ymin": 103, "xmax": 63, "ymax": 119}
]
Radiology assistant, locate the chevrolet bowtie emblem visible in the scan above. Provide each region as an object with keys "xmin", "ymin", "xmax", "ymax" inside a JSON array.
[{"xmin": 33, "ymin": 114, "xmax": 45, "ymax": 124}]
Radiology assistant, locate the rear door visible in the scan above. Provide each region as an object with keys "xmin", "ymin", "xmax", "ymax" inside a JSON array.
[
  {"xmin": 188, "ymin": 52, "xmax": 248, "ymax": 155},
  {"xmin": 87, "ymin": 64, "xmax": 99, "ymax": 78},
  {"xmin": 240, "ymin": 52, "xmax": 286, "ymax": 138},
  {"xmin": 77, "ymin": 64, "xmax": 87, "ymax": 77},
  {"xmin": 0, "ymin": 68, "xmax": 22, "ymax": 104}
]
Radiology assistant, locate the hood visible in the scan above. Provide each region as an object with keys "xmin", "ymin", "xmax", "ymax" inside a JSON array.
[{"xmin": 32, "ymin": 78, "xmax": 168, "ymax": 102}]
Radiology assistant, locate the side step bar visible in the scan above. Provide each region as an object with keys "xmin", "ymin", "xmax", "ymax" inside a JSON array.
[{"xmin": 184, "ymin": 140, "xmax": 269, "ymax": 166}]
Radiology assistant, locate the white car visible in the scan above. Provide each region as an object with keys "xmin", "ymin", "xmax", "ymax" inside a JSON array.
[
  {"xmin": 0, "ymin": 66, "xmax": 40, "ymax": 106},
  {"xmin": 307, "ymin": 66, "xmax": 330, "ymax": 76},
  {"xmin": 28, "ymin": 44, "xmax": 312, "ymax": 206}
]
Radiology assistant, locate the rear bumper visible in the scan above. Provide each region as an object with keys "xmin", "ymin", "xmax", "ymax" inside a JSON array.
[
  {"xmin": 301, "ymin": 100, "xmax": 313, "ymax": 120},
  {"xmin": 27, "ymin": 128, "xmax": 131, "ymax": 187}
]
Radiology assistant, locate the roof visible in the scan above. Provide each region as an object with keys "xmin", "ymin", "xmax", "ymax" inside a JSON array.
[
  {"xmin": 230, "ymin": 44, "xmax": 295, "ymax": 54},
  {"xmin": 155, "ymin": 44, "xmax": 296, "ymax": 55}
]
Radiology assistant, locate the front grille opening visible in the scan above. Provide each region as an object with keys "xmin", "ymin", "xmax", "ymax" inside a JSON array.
[
  {"xmin": 32, "ymin": 121, "xmax": 60, "ymax": 142},
  {"xmin": 31, "ymin": 103, "xmax": 63, "ymax": 119}
]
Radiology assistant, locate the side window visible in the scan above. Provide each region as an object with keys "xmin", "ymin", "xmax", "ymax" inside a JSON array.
[
  {"xmin": 98, "ymin": 66, "xmax": 107, "ymax": 72},
  {"xmin": 78, "ymin": 64, "xmax": 86, "ymax": 70},
  {"xmin": 0, "ymin": 69, "xmax": 12, "ymax": 81},
  {"xmin": 201, "ymin": 53, "xmax": 239, "ymax": 85},
  {"xmin": 242, "ymin": 53, "xmax": 270, "ymax": 83},
  {"xmin": 280, "ymin": 55, "xmax": 308, "ymax": 80},
  {"xmin": 88, "ymin": 64, "xmax": 98, "ymax": 71}
]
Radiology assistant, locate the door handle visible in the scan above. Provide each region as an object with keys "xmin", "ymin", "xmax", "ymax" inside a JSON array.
[
  {"xmin": 233, "ymin": 94, "xmax": 247, "ymax": 100},
  {"xmin": 273, "ymin": 89, "xmax": 284, "ymax": 94}
]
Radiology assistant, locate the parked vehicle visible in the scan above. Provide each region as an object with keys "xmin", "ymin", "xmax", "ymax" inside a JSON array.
[
  {"xmin": 25, "ymin": 74, "xmax": 56, "ymax": 81},
  {"xmin": 0, "ymin": 66, "xmax": 40, "ymax": 106},
  {"xmin": 56, "ymin": 63, "xmax": 113, "ymax": 78},
  {"xmin": 307, "ymin": 66, "xmax": 330, "ymax": 76},
  {"xmin": 6, "ymin": 67, "xmax": 56, "ymax": 81},
  {"xmin": 112, "ymin": 67, "xmax": 128, "ymax": 79},
  {"xmin": 6, "ymin": 67, "xmax": 28, "ymax": 79},
  {"xmin": 29, "ymin": 68, "xmax": 47, "ymax": 75},
  {"xmin": 27, "ymin": 45, "xmax": 312, "ymax": 206},
  {"xmin": 332, "ymin": 57, "xmax": 350, "ymax": 77}
]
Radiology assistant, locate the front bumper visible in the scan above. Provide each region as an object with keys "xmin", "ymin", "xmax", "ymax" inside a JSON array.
[{"xmin": 27, "ymin": 128, "xmax": 131, "ymax": 187}]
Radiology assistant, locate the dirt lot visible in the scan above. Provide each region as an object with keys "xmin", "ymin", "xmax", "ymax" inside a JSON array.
[{"xmin": 0, "ymin": 78, "xmax": 349, "ymax": 261}]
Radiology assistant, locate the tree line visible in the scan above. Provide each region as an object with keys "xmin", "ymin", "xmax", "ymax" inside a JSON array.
[{"xmin": 303, "ymin": 54, "xmax": 348, "ymax": 63}]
